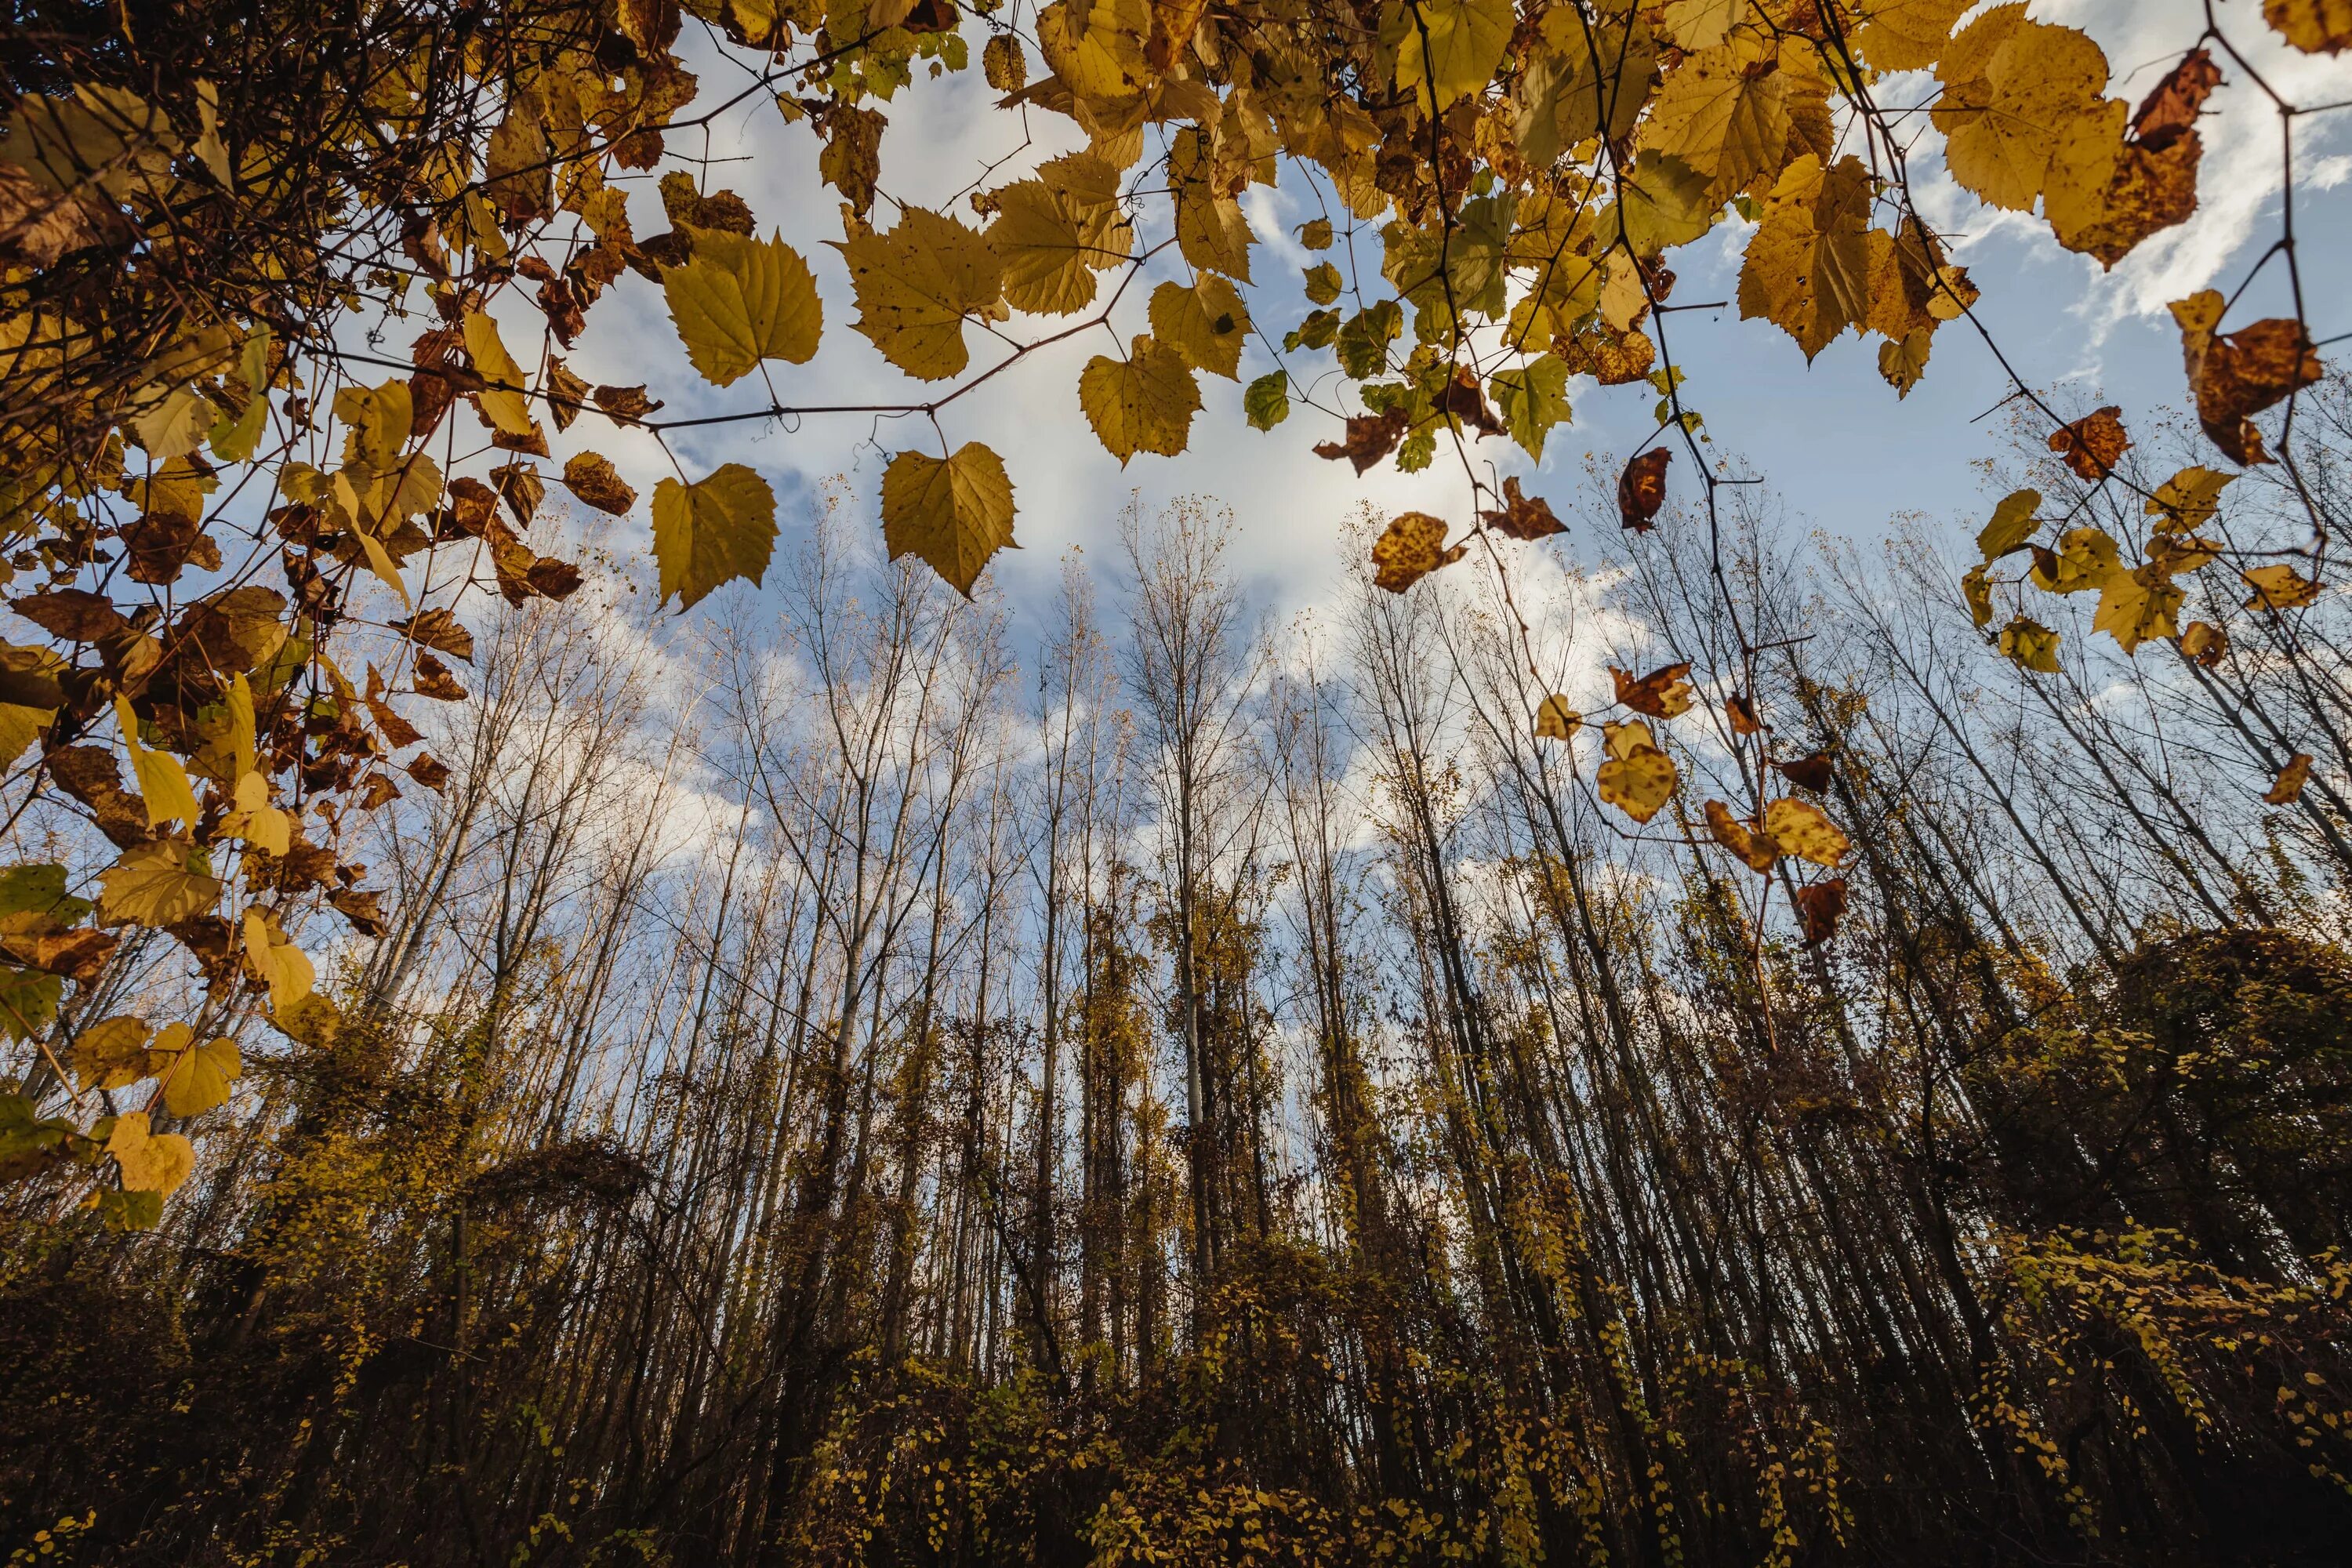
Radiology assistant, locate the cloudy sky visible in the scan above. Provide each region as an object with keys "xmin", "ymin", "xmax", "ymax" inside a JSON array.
[{"xmin": 524, "ymin": 0, "xmax": 2352, "ymax": 643}]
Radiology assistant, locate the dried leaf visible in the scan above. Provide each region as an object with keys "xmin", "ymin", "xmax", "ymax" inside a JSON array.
[
  {"xmin": 1479, "ymin": 477, "xmax": 1565, "ymax": 541},
  {"xmin": 1617, "ymin": 447, "xmax": 1671, "ymax": 532},
  {"xmin": 2265, "ymin": 752, "xmax": 2314, "ymax": 805},
  {"xmin": 1370, "ymin": 513, "xmax": 1465, "ymax": 594},
  {"xmin": 2049, "ymin": 406, "xmax": 2130, "ymax": 481}
]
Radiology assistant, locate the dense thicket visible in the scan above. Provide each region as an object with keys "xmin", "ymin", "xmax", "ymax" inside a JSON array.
[{"xmin": 5, "ymin": 385, "xmax": 2351, "ymax": 1565}]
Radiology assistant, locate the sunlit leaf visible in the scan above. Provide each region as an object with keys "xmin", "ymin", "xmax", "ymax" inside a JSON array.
[
  {"xmin": 662, "ymin": 230, "xmax": 823, "ymax": 387},
  {"xmin": 880, "ymin": 443, "xmax": 1018, "ymax": 597},
  {"xmin": 651, "ymin": 463, "xmax": 779, "ymax": 611}
]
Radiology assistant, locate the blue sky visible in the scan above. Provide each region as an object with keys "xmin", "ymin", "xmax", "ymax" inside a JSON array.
[{"xmin": 526, "ymin": 0, "xmax": 2352, "ymax": 641}]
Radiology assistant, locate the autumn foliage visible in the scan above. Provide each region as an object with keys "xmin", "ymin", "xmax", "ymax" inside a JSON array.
[{"xmin": 3, "ymin": 0, "xmax": 2352, "ymax": 1562}]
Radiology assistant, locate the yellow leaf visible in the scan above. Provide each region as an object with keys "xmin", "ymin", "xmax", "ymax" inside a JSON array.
[
  {"xmin": 1034, "ymin": 0, "xmax": 1152, "ymax": 99},
  {"xmin": 989, "ymin": 179, "xmax": 1124, "ymax": 316},
  {"xmin": 106, "ymin": 1111, "xmax": 193, "ymax": 1196},
  {"xmin": 651, "ymin": 463, "xmax": 779, "ymax": 611},
  {"xmin": 96, "ymin": 840, "xmax": 223, "ymax": 926},
  {"xmin": 242, "ymin": 909, "xmax": 314, "ymax": 1014},
  {"xmin": 1661, "ymin": 0, "xmax": 1740, "ymax": 50},
  {"xmin": 2041, "ymin": 528, "xmax": 2122, "ymax": 594},
  {"xmin": 2092, "ymin": 565, "xmax": 2183, "ymax": 654},
  {"xmin": 154, "ymin": 1032, "xmax": 241, "ymax": 1118},
  {"xmin": 2180, "ymin": 620, "xmax": 2228, "ymax": 666},
  {"xmin": 132, "ymin": 387, "xmax": 218, "ymax": 462},
  {"xmin": 1763, "ymin": 796, "xmax": 1849, "ymax": 867},
  {"xmin": 1977, "ymin": 488, "xmax": 2041, "ymax": 559},
  {"xmin": 1933, "ymin": 9, "xmax": 2110, "ymax": 212},
  {"xmin": 1596, "ymin": 726, "xmax": 1677, "ymax": 824},
  {"xmin": 1386, "ymin": 0, "xmax": 1515, "ymax": 114},
  {"xmin": 227, "ymin": 770, "xmax": 292, "ymax": 856},
  {"xmin": 2147, "ymin": 466, "xmax": 2233, "ymax": 531},
  {"xmin": 2263, "ymin": 0, "xmax": 2352, "ymax": 54},
  {"xmin": 1704, "ymin": 800, "xmax": 1777, "ymax": 872},
  {"xmin": 1534, "ymin": 695, "xmax": 1581, "ymax": 741},
  {"xmin": 1962, "ymin": 564, "xmax": 1994, "ymax": 629},
  {"xmin": 662, "ymin": 230, "xmax": 823, "ymax": 387},
  {"xmin": 1737, "ymin": 154, "xmax": 1873, "ymax": 360},
  {"xmin": 1078, "ymin": 336, "xmax": 1200, "ymax": 463},
  {"xmin": 1642, "ymin": 35, "xmax": 1789, "ymax": 201},
  {"xmin": 2242, "ymin": 563, "xmax": 2320, "ymax": 612},
  {"xmin": 880, "ymin": 444, "xmax": 1018, "ymax": 598},
  {"xmin": 114, "ymin": 696, "xmax": 197, "ymax": 828},
  {"xmin": 838, "ymin": 208, "xmax": 1004, "ymax": 381},
  {"xmin": 71, "ymin": 1014, "xmax": 152, "ymax": 1091},
  {"xmin": 1999, "ymin": 615, "xmax": 2062, "ymax": 673},
  {"xmin": 462, "ymin": 310, "xmax": 538, "ymax": 437},
  {"xmin": 1149, "ymin": 276, "xmax": 1251, "ymax": 380},
  {"xmin": 1849, "ymin": 0, "xmax": 1974, "ymax": 72}
]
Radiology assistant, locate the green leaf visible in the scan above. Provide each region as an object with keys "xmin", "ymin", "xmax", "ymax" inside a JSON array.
[
  {"xmin": 662, "ymin": 230, "xmax": 824, "ymax": 387},
  {"xmin": 651, "ymin": 463, "xmax": 779, "ymax": 611},
  {"xmin": 1245, "ymin": 372, "xmax": 1290, "ymax": 431},
  {"xmin": 0, "ymin": 966, "xmax": 60, "ymax": 1042},
  {"xmin": 880, "ymin": 443, "xmax": 1018, "ymax": 597},
  {"xmin": 0, "ymin": 864, "xmax": 83, "ymax": 921},
  {"xmin": 1490, "ymin": 354, "xmax": 1572, "ymax": 459}
]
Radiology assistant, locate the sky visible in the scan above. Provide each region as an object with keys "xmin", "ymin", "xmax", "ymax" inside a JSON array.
[{"xmin": 517, "ymin": 0, "xmax": 2352, "ymax": 648}]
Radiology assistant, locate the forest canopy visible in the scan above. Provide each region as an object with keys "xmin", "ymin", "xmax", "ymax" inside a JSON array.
[{"xmin": 4, "ymin": 0, "xmax": 2352, "ymax": 1563}]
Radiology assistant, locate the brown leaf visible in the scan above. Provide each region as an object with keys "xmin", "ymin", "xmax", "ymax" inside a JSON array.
[
  {"xmin": 1370, "ymin": 512, "xmax": 1465, "ymax": 593},
  {"xmin": 593, "ymin": 384, "xmax": 663, "ymax": 425},
  {"xmin": 390, "ymin": 608, "xmax": 475, "ymax": 662},
  {"xmin": 2049, "ymin": 406, "xmax": 2130, "ymax": 481},
  {"xmin": 412, "ymin": 652, "xmax": 466, "ymax": 702},
  {"xmin": 562, "ymin": 452, "xmax": 637, "ymax": 515},
  {"xmin": 1611, "ymin": 662, "xmax": 1694, "ymax": 719},
  {"xmin": 120, "ymin": 512, "xmax": 224, "ymax": 585},
  {"xmin": 2131, "ymin": 49, "xmax": 2222, "ymax": 152},
  {"xmin": 1777, "ymin": 750, "xmax": 1835, "ymax": 792},
  {"xmin": 2174, "ymin": 292, "xmax": 2326, "ymax": 464},
  {"xmin": 545, "ymin": 357, "xmax": 591, "ymax": 434},
  {"xmin": 13, "ymin": 590, "xmax": 129, "ymax": 643},
  {"xmin": 46, "ymin": 746, "xmax": 149, "ymax": 848},
  {"xmin": 1617, "ymin": 447, "xmax": 1671, "ymax": 532},
  {"xmin": 526, "ymin": 558, "xmax": 584, "ymax": 600},
  {"xmin": 407, "ymin": 753, "xmax": 452, "ymax": 792},
  {"xmin": 1795, "ymin": 877, "xmax": 1848, "ymax": 945},
  {"xmin": 363, "ymin": 666, "xmax": 425, "ymax": 749},
  {"xmin": 356, "ymin": 772, "xmax": 402, "ymax": 810},
  {"xmin": 492, "ymin": 463, "xmax": 545, "ymax": 526},
  {"xmin": 1437, "ymin": 365, "xmax": 1505, "ymax": 437},
  {"xmin": 1315, "ymin": 408, "xmax": 1411, "ymax": 474},
  {"xmin": 445, "ymin": 476, "xmax": 497, "ymax": 537},
  {"xmin": 329, "ymin": 887, "xmax": 387, "ymax": 938},
  {"xmin": 1704, "ymin": 800, "xmax": 1778, "ymax": 873},
  {"xmin": 1726, "ymin": 692, "xmax": 1762, "ymax": 736},
  {"xmin": 0, "ymin": 159, "xmax": 119, "ymax": 267},
  {"xmin": 1478, "ymin": 477, "xmax": 1564, "ymax": 541},
  {"xmin": 1559, "ymin": 324, "xmax": 1655, "ymax": 385},
  {"xmin": 2264, "ymin": 752, "xmax": 2313, "ymax": 805},
  {"xmin": 28, "ymin": 927, "xmax": 116, "ymax": 985}
]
